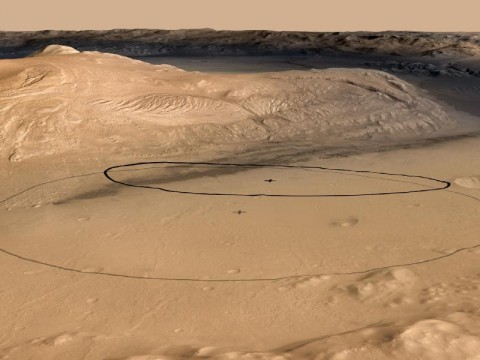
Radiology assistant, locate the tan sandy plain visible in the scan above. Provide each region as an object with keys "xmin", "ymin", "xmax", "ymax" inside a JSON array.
[{"xmin": 0, "ymin": 46, "xmax": 480, "ymax": 359}]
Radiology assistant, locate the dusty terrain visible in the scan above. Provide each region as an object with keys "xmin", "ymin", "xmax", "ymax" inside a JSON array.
[{"xmin": 0, "ymin": 36, "xmax": 480, "ymax": 360}]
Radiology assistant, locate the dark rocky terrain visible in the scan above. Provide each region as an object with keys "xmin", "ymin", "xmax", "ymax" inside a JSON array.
[{"xmin": 0, "ymin": 29, "xmax": 479, "ymax": 58}]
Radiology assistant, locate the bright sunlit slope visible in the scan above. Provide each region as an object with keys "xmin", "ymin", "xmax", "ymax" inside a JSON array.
[{"xmin": 0, "ymin": 46, "xmax": 455, "ymax": 162}]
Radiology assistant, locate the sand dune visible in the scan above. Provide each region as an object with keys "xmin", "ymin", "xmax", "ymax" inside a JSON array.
[{"xmin": 454, "ymin": 176, "xmax": 480, "ymax": 189}]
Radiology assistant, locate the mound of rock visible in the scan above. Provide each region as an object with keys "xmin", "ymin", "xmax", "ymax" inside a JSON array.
[{"xmin": 0, "ymin": 46, "xmax": 455, "ymax": 161}]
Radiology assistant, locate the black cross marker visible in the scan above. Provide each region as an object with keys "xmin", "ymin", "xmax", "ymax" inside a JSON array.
[
  {"xmin": 234, "ymin": 210, "xmax": 246, "ymax": 215},
  {"xmin": 264, "ymin": 179, "xmax": 276, "ymax": 182}
]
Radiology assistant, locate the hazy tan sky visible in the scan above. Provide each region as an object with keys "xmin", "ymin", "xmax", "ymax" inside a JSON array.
[{"xmin": 2, "ymin": 0, "xmax": 480, "ymax": 32}]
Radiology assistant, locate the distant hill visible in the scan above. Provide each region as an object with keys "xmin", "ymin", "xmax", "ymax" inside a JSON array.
[{"xmin": 0, "ymin": 29, "xmax": 479, "ymax": 58}]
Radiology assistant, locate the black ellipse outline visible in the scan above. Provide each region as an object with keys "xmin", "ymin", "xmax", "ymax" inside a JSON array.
[
  {"xmin": 2, "ymin": 162, "xmax": 479, "ymax": 282},
  {"xmin": 103, "ymin": 161, "xmax": 451, "ymax": 197}
]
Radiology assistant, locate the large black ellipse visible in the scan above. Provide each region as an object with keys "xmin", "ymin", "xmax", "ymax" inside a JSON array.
[
  {"xmin": 104, "ymin": 161, "xmax": 450, "ymax": 197},
  {"xmin": 2, "ymin": 161, "xmax": 474, "ymax": 282}
]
